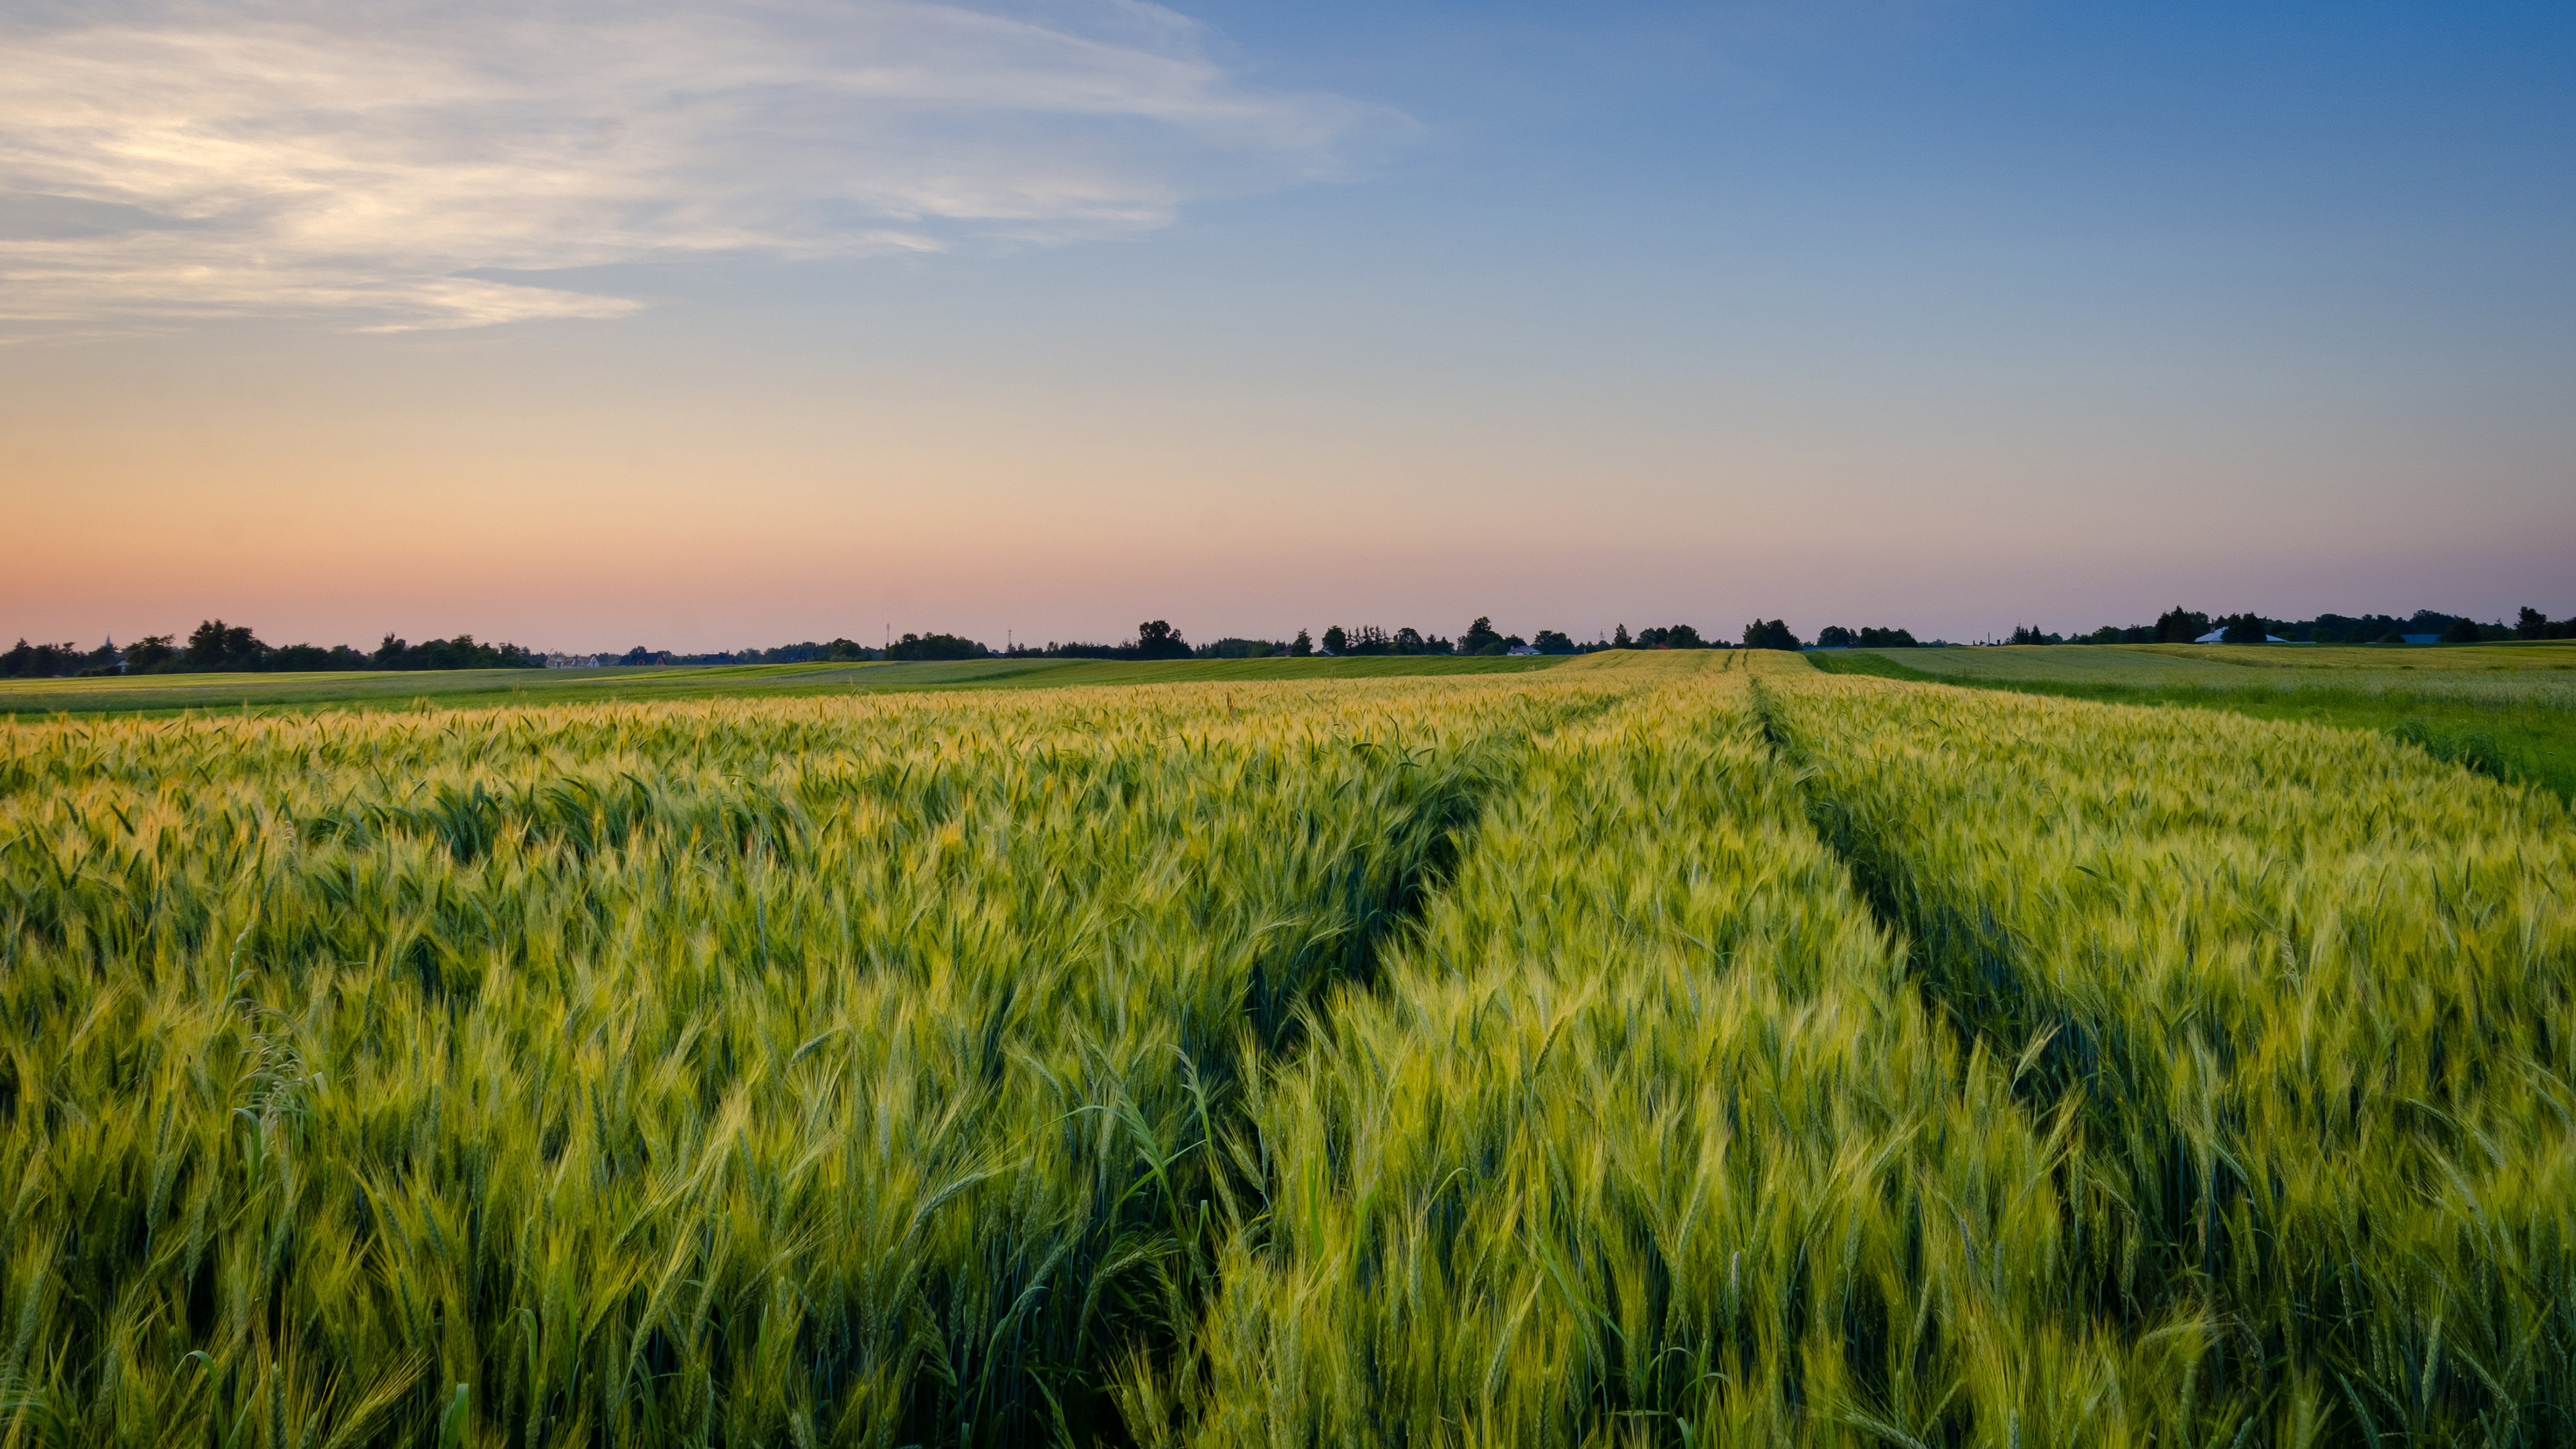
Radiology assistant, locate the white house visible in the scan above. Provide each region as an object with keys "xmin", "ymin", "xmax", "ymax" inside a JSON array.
[{"xmin": 2194, "ymin": 629, "xmax": 2288, "ymax": 644}]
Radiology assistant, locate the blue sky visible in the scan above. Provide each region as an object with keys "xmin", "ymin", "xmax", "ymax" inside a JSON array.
[{"xmin": 3, "ymin": 0, "xmax": 2569, "ymax": 649}]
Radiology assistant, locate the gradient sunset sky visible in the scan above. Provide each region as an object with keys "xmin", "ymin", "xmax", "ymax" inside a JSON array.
[{"xmin": 5, "ymin": 0, "xmax": 2571, "ymax": 651}]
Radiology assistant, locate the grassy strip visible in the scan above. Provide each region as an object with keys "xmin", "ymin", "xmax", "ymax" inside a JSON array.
[
  {"xmin": 0, "ymin": 654, "xmax": 1566, "ymax": 720},
  {"xmin": 1805, "ymin": 649, "xmax": 2576, "ymax": 800},
  {"xmin": 1769, "ymin": 667, "xmax": 2576, "ymax": 1441}
]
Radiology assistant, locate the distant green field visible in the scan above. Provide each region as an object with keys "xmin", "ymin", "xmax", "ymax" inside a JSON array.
[
  {"xmin": 1810, "ymin": 641, "xmax": 2576, "ymax": 800},
  {"xmin": 1864, "ymin": 639, "xmax": 2576, "ymax": 704},
  {"xmin": 0, "ymin": 652, "xmax": 1565, "ymax": 718}
]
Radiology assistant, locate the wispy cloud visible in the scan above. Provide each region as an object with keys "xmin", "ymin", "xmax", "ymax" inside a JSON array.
[{"xmin": 0, "ymin": 1, "xmax": 1399, "ymax": 329}]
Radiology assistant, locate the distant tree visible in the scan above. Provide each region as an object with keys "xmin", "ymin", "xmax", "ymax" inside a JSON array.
[
  {"xmin": 1290, "ymin": 629, "xmax": 1313, "ymax": 657},
  {"xmin": 1858, "ymin": 627, "xmax": 1921, "ymax": 648},
  {"xmin": 365, "ymin": 633, "xmax": 542, "ymax": 670},
  {"xmin": 1532, "ymin": 629, "xmax": 1574, "ymax": 654},
  {"xmin": 826, "ymin": 638, "xmax": 871, "ymax": 661},
  {"xmin": 1195, "ymin": 638, "xmax": 1277, "ymax": 659},
  {"xmin": 886, "ymin": 632, "xmax": 989, "ymax": 661},
  {"xmin": 2377, "ymin": 631, "xmax": 2405, "ymax": 644},
  {"xmin": 2516, "ymin": 606, "xmax": 2545, "ymax": 639},
  {"xmin": 1, "ymin": 641, "xmax": 80, "ymax": 678},
  {"xmin": 1133, "ymin": 621, "xmax": 1191, "ymax": 660},
  {"xmin": 1611, "ymin": 625, "xmax": 1632, "ymax": 649},
  {"xmin": 1460, "ymin": 616, "xmax": 1503, "ymax": 654},
  {"xmin": 182, "ymin": 619, "xmax": 266, "ymax": 672},
  {"xmin": 2440, "ymin": 617, "xmax": 2482, "ymax": 644},
  {"xmin": 1815, "ymin": 625, "xmax": 1857, "ymax": 648},
  {"xmin": 1741, "ymin": 619, "xmax": 1799, "ymax": 651},
  {"xmin": 1391, "ymin": 627, "xmax": 1427, "ymax": 653},
  {"xmin": 2219, "ymin": 614, "xmax": 2267, "ymax": 645},
  {"xmin": 124, "ymin": 635, "xmax": 178, "ymax": 672},
  {"xmin": 1320, "ymin": 625, "xmax": 1347, "ymax": 655},
  {"xmin": 421, "ymin": 634, "xmax": 476, "ymax": 669},
  {"xmin": 2154, "ymin": 608, "xmax": 2210, "ymax": 644},
  {"xmin": 266, "ymin": 643, "xmax": 368, "ymax": 671}
]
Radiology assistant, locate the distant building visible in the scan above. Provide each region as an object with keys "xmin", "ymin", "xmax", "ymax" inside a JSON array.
[
  {"xmin": 2401, "ymin": 634, "xmax": 2441, "ymax": 645},
  {"xmin": 2195, "ymin": 630, "xmax": 2289, "ymax": 644},
  {"xmin": 1507, "ymin": 645, "xmax": 1540, "ymax": 655}
]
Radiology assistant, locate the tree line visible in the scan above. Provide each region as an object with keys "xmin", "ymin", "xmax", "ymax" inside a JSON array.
[
  {"xmin": 973, "ymin": 604, "xmax": 2575, "ymax": 659},
  {"xmin": 1, "ymin": 621, "xmax": 543, "ymax": 678},
  {"xmin": 1996, "ymin": 605, "xmax": 2575, "ymax": 647},
  {"xmin": 934, "ymin": 616, "xmax": 1828, "ymax": 659},
  {"xmin": 16, "ymin": 603, "xmax": 2567, "ymax": 681}
]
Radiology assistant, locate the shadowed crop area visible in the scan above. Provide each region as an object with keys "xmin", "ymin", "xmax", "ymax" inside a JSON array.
[{"xmin": 2, "ymin": 651, "xmax": 2569, "ymax": 1446}]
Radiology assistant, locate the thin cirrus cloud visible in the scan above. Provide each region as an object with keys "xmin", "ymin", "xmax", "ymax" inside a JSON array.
[{"xmin": 0, "ymin": 0, "xmax": 1402, "ymax": 330}]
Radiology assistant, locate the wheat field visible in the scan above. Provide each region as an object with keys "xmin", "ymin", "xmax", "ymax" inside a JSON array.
[{"xmin": 2, "ymin": 651, "xmax": 2566, "ymax": 1446}]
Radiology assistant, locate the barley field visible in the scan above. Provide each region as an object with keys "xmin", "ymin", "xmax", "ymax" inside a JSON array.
[{"xmin": 3, "ymin": 651, "xmax": 2568, "ymax": 1446}]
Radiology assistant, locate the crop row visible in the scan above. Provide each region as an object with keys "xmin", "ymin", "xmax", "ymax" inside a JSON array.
[
  {"xmin": 1186, "ymin": 668, "xmax": 2146, "ymax": 1445},
  {"xmin": 1766, "ymin": 666, "xmax": 2576, "ymax": 1442}
]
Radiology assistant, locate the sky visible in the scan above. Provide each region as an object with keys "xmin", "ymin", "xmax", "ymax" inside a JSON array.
[{"xmin": 4, "ymin": 0, "xmax": 2571, "ymax": 651}]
